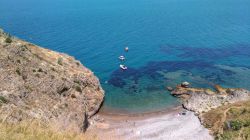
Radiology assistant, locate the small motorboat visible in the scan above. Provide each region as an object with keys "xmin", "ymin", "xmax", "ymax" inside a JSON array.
[
  {"xmin": 118, "ymin": 55, "xmax": 125, "ymax": 61},
  {"xmin": 125, "ymin": 47, "xmax": 129, "ymax": 52},
  {"xmin": 120, "ymin": 64, "xmax": 128, "ymax": 70}
]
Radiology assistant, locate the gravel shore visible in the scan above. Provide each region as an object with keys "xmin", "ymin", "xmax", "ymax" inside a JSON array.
[{"xmin": 89, "ymin": 107, "xmax": 213, "ymax": 140}]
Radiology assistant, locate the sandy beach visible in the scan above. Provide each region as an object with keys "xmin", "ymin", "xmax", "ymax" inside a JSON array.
[{"xmin": 88, "ymin": 107, "xmax": 213, "ymax": 140}]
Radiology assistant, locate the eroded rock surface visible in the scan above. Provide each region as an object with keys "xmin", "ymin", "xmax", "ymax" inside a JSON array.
[
  {"xmin": 171, "ymin": 84, "xmax": 250, "ymax": 114},
  {"xmin": 0, "ymin": 29, "xmax": 104, "ymax": 132}
]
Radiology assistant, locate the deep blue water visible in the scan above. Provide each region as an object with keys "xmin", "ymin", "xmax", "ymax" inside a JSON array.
[{"xmin": 1, "ymin": 0, "xmax": 250, "ymax": 113}]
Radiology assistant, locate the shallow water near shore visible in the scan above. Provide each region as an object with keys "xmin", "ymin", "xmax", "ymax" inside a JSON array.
[{"xmin": 1, "ymin": 0, "xmax": 250, "ymax": 113}]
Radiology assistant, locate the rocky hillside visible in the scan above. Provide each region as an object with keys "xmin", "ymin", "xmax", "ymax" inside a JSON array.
[{"xmin": 0, "ymin": 29, "xmax": 104, "ymax": 132}]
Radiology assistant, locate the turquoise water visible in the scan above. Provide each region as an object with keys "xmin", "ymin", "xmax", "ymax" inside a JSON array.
[{"xmin": 1, "ymin": 0, "xmax": 250, "ymax": 113}]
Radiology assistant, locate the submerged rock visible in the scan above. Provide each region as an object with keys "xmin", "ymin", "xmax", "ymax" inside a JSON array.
[{"xmin": 0, "ymin": 29, "xmax": 104, "ymax": 132}]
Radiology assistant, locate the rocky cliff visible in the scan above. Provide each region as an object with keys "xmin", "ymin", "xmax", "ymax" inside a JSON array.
[
  {"xmin": 171, "ymin": 84, "xmax": 250, "ymax": 114},
  {"xmin": 0, "ymin": 29, "xmax": 104, "ymax": 132}
]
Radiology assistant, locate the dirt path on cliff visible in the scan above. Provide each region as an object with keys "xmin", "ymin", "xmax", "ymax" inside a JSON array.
[
  {"xmin": 219, "ymin": 107, "xmax": 231, "ymax": 134},
  {"xmin": 213, "ymin": 106, "xmax": 241, "ymax": 135}
]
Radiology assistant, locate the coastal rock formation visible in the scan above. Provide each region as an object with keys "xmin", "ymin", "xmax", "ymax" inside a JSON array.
[
  {"xmin": 171, "ymin": 84, "xmax": 250, "ymax": 114},
  {"xmin": 171, "ymin": 83, "xmax": 250, "ymax": 138},
  {"xmin": 0, "ymin": 29, "xmax": 104, "ymax": 132}
]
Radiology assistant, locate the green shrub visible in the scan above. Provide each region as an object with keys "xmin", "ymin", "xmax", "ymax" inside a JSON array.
[
  {"xmin": 75, "ymin": 86, "xmax": 82, "ymax": 93},
  {"xmin": 22, "ymin": 75, "xmax": 27, "ymax": 80},
  {"xmin": 57, "ymin": 58, "xmax": 63, "ymax": 65},
  {"xmin": 5, "ymin": 37, "xmax": 12, "ymax": 43},
  {"xmin": 17, "ymin": 60, "xmax": 21, "ymax": 64},
  {"xmin": 74, "ymin": 80, "xmax": 81, "ymax": 85},
  {"xmin": 219, "ymin": 132, "xmax": 235, "ymax": 140},
  {"xmin": 16, "ymin": 68, "xmax": 21, "ymax": 76},
  {"xmin": 20, "ymin": 45, "xmax": 27, "ymax": 51},
  {"xmin": 241, "ymin": 108, "xmax": 247, "ymax": 114},
  {"xmin": 51, "ymin": 67, "xmax": 56, "ymax": 71},
  {"xmin": 38, "ymin": 68, "xmax": 43, "ymax": 72},
  {"xmin": 230, "ymin": 120, "xmax": 243, "ymax": 131},
  {"xmin": 243, "ymin": 120, "xmax": 250, "ymax": 127},
  {"xmin": 25, "ymin": 85, "xmax": 33, "ymax": 92},
  {"xmin": 0, "ymin": 96, "xmax": 8, "ymax": 104}
]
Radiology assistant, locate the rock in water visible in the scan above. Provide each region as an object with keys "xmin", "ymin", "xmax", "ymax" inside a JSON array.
[
  {"xmin": 0, "ymin": 29, "xmax": 104, "ymax": 132},
  {"xmin": 166, "ymin": 86, "xmax": 174, "ymax": 91},
  {"xmin": 181, "ymin": 81, "xmax": 190, "ymax": 88}
]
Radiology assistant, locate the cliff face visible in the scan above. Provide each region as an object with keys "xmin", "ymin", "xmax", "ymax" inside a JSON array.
[{"xmin": 0, "ymin": 29, "xmax": 104, "ymax": 132}]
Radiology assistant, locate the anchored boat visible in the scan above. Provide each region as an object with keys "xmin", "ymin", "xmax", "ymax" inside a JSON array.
[
  {"xmin": 120, "ymin": 64, "xmax": 128, "ymax": 70},
  {"xmin": 118, "ymin": 55, "xmax": 125, "ymax": 61},
  {"xmin": 125, "ymin": 47, "xmax": 129, "ymax": 52}
]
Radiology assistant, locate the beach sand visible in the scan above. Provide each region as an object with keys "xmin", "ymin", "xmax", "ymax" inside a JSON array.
[{"xmin": 88, "ymin": 107, "xmax": 213, "ymax": 140}]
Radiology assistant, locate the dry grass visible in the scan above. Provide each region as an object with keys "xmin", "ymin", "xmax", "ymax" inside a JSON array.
[{"xmin": 0, "ymin": 121, "xmax": 98, "ymax": 140}]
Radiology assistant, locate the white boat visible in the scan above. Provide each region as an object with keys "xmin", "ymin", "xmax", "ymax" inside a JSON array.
[
  {"xmin": 120, "ymin": 64, "xmax": 128, "ymax": 70},
  {"xmin": 125, "ymin": 47, "xmax": 129, "ymax": 52},
  {"xmin": 118, "ymin": 55, "xmax": 125, "ymax": 61}
]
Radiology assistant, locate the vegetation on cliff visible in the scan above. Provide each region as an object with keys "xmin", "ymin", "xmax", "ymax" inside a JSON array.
[{"xmin": 202, "ymin": 101, "xmax": 250, "ymax": 140}]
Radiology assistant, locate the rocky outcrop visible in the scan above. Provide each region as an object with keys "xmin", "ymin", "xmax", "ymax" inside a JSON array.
[
  {"xmin": 171, "ymin": 83, "xmax": 250, "ymax": 114},
  {"xmin": 0, "ymin": 29, "xmax": 104, "ymax": 132}
]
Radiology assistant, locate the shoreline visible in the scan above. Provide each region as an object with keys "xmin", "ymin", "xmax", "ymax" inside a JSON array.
[
  {"xmin": 98, "ymin": 104, "xmax": 182, "ymax": 118},
  {"xmin": 89, "ymin": 106, "xmax": 213, "ymax": 140}
]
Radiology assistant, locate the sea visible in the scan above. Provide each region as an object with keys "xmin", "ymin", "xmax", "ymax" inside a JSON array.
[{"xmin": 1, "ymin": 0, "xmax": 250, "ymax": 113}]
